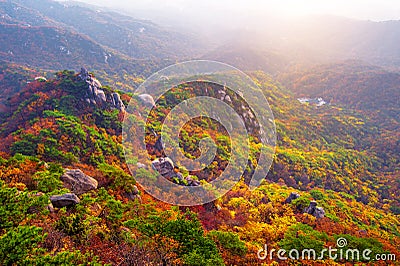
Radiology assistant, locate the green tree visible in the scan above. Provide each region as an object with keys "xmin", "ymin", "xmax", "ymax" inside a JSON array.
[{"xmin": 134, "ymin": 210, "xmax": 224, "ymax": 265}]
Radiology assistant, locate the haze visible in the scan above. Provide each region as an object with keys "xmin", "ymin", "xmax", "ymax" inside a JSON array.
[{"xmin": 68, "ymin": 0, "xmax": 400, "ymax": 23}]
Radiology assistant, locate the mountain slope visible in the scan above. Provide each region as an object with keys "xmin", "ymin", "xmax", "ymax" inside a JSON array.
[
  {"xmin": 0, "ymin": 61, "xmax": 41, "ymax": 114},
  {"xmin": 0, "ymin": 23, "xmax": 126, "ymax": 70},
  {"xmin": 2, "ymin": 66, "xmax": 398, "ymax": 208},
  {"xmin": 0, "ymin": 68, "xmax": 398, "ymax": 265},
  {"xmin": 277, "ymin": 62, "xmax": 400, "ymax": 177},
  {"xmin": 0, "ymin": 22, "xmax": 169, "ymax": 91},
  {"xmin": 203, "ymin": 16, "xmax": 400, "ymax": 71},
  {"xmin": 279, "ymin": 61, "xmax": 400, "ymax": 114},
  {"xmin": 4, "ymin": 0, "xmax": 202, "ymax": 60},
  {"xmin": 202, "ymin": 42, "xmax": 291, "ymax": 74}
]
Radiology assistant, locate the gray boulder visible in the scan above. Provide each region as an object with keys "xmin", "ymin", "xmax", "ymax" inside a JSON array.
[
  {"xmin": 79, "ymin": 67, "xmax": 89, "ymax": 80},
  {"xmin": 185, "ymin": 176, "xmax": 200, "ymax": 186},
  {"xmin": 304, "ymin": 201, "xmax": 325, "ymax": 218},
  {"xmin": 112, "ymin": 92, "xmax": 125, "ymax": 111},
  {"xmin": 224, "ymin": 95, "xmax": 232, "ymax": 103},
  {"xmin": 61, "ymin": 169, "xmax": 98, "ymax": 195},
  {"xmin": 304, "ymin": 201, "xmax": 318, "ymax": 213},
  {"xmin": 154, "ymin": 135, "xmax": 164, "ymax": 152},
  {"xmin": 138, "ymin": 94, "xmax": 156, "ymax": 107},
  {"xmin": 136, "ymin": 162, "xmax": 147, "ymax": 169},
  {"xmin": 50, "ymin": 193, "xmax": 80, "ymax": 208},
  {"xmin": 124, "ymin": 185, "xmax": 141, "ymax": 202},
  {"xmin": 151, "ymin": 157, "xmax": 175, "ymax": 178},
  {"xmin": 312, "ymin": 207, "xmax": 325, "ymax": 218},
  {"xmin": 285, "ymin": 192, "xmax": 300, "ymax": 204},
  {"xmin": 95, "ymin": 89, "xmax": 107, "ymax": 103}
]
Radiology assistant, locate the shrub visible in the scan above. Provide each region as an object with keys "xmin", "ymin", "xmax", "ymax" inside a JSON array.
[
  {"xmin": 279, "ymin": 223, "xmax": 328, "ymax": 254},
  {"xmin": 0, "ymin": 181, "xmax": 48, "ymax": 229},
  {"xmin": 0, "ymin": 225, "xmax": 102, "ymax": 265},
  {"xmin": 0, "ymin": 226, "xmax": 44, "ymax": 265},
  {"xmin": 11, "ymin": 136, "xmax": 38, "ymax": 156},
  {"xmin": 134, "ymin": 210, "xmax": 224, "ymax": 265},
  {"xmin": 310, "ymin": 189, "xmax": 325, "ymax": 200},
  {"xmin": 207, "ymin": 230, "xmax": 247, "ymax": 256},
  {"xmin": 55, "ymin": 214, "xmax": 90, "ymax": 242},
  {"xmin": 291, "ymin": 196, "xmax": 311, "ymax": 212},
  {"xmin": 33, "ymin": 169, "xmax": 63, "ymax": 193},
  {"xmin": 98, "ymin": 163, "xmax": 135, "ymax": 191}
]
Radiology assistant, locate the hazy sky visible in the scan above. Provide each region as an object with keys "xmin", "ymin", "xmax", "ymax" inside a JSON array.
[{"xmin": 74, "ymin": 0, "xmax": 400, "ymax": 21}]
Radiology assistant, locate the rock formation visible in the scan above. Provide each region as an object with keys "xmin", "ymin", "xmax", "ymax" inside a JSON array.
[
  {"xmin": 50, "ymin": 193, "xmax": 80, "ymax": 208},
  {"xmin": 79, "ymin": 67, "xmax": 125, "ymax": 111},
  {"xmin": 124, "ymin": 185, "xmax": 141, "ymax": 202},
  {"xmin": 304, "ymin": 201, "xmax": 325, "ymax": 218},
  {"xmin": 138, "ymin": 93, "xmax": 156, "ymax": 108},
  {"xmin": 151, "ymin": 157, "xmax": 175, "ymax": 178},
  {"xmin": 284, "ymin": 192, "xmax": 300, "ymax": 204},
  {"xmin": 60, "ymin": 169, "xmax": 98, "ymax": 195}
]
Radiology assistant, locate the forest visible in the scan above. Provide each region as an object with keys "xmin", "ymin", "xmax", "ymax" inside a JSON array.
[{"xmin": 0, "ymin": 67, "xmax": 398, "ymax": 265}]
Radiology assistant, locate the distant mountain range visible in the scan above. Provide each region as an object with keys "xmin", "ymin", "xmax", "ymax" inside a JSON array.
[
  {"xmin": 0, "ymin": 0, "xmax": 204, "ymax": 88},
  {"xmin": 203, "ymin": 16, "xmax": 400, "ymax": 73},
  {"xmin": 2, "ymin": 0, "xmax": 400, "ymax": 76},
  {"xmin": 2, "ymin": 0, "xmax": 202, "ymax": 60}
]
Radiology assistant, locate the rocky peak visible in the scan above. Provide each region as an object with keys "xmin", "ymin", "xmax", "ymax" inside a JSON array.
[{"xmin": 78, "ymin": 67, "xmax": 125, "ymax": 112}]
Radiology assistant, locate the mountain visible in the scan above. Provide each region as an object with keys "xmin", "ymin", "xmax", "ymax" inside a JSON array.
[
  {"xmin": 278, "ymin": 60, "xmax": 400, "ymax": 128},
  {"xmin": 0, "ymin": 1, "xmax": 399, "ymax": 264},
  {"xmin": 280, "ymin": 16, "xmax": 400, "ymax": 68},
  {"xmin": 0, "ymin": 61, "xmax": 40, "ymax": 113},
  {"xmin": 200, "ymin": 16, "xmax": 400, "ymax": 73},
  {"xmin": 0, "ymin": 67, "xmax": 398, "ymax": 265},
  {"xmin": 201, "ymin": 42, "xmax": 291, "ymax": 74},
  {"xmin": 0, "ymin": 23, "xmax": 127, "ymax": 70},
  {"xmin": 0, "ymin": 0, "xmax": 201, "ymax": 90},
  {"xmin": 277, "ymin": 61, "xmax": 399, "ymax": 177},
  {"xmin": 2, "ymin": 0, "xmax": 202, "ymax": 60},
  {"xmin": 0, "ymin": 22, "xmax": 169, "ymax": 88}
]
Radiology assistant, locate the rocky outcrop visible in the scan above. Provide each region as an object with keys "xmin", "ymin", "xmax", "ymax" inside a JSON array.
[
  {"xmin": 79, "ymin": 67, "xmax": 125, "ymax": 111},
  {"xmin": 151, "ymin": 157, "xmax": 201, "ymax": 186},
  {"xmin": 174, "ymin": 173, "xmax": 200, "ymax": 186},
  {"xmin": 80, "ymin": 67, "xmax": 105, "ymax": 105},
  {"xmin": 124, "ymin": 185, "xmax": 141, "ymax": 202},
  {"xmin": 138, "ymin": 93, "xmax": 156, "ymax": 108},
  {"xmin": 154, "ymin": 135, "xmax": 164, "ymax": 153},
  {"xmin": 61, "ymin": 169, "xmax": 98, "ymax": 195},
  {"xmin": 50, "ymin": 193, "xmax": 80, "ymax": 208},
  {"xmin": 185, "ymin": 175, "xmax": 201, "ymax": 186},
  {"xmin": 111, "ymin": 92, "xmax": 125, "ymax": 112},
  {"xmin": 214, "ymin": 86, "xmax": 261, "ymax": 135},
  {"xmin": 151, "ymin": 157, "xmax": 175, "ymax": 178},
  {"xmin": 284, "ymin": 192, "xmax": 300, "ymax": 204},
  {"xmin": 304, "ymin": 201, "xmax": 325, "ymax": 218}
]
